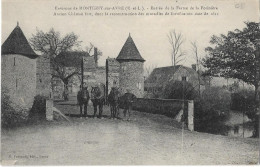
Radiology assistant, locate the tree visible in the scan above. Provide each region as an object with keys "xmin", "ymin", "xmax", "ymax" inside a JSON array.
[
  {"xmin": 203, "ymin": 22, "xmax": 260, "ymax": 137},
  {"xmin": 194, "ymin": 87, "xmax": 231, "ymax": 135},
  {"xmin": 168, "ymin": 30, "xmax": 186, "ymax": 67},
  {"xmin": 191, "ymin": 41, "xmax": 201, "ymax": 94},
  {"xmin": 30, "ymin": 28, "xmax": 81, "ymax": 100},
  {"xmin": 203, "ymin": 22, "xmax": 260, "ymax": 107}
]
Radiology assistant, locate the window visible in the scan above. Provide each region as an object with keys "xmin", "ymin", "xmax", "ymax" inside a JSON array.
[
  {"xmin": 122, "ymin": 66, "xmax": 127, "ymax": 72},
  {"xmin": 136, "ymin": 82, "xmax": 141, "ymax": 89},
  {"xmin": 182, "ymin": 76, "xmax": 187, "ymax": 81},
  {"xmin": 16, "ymin": 78, "xmax": 18, "ymax": 89},
  {"xmin": 14, "ymin": 57, "xmax": 16, "ymax": 66}
]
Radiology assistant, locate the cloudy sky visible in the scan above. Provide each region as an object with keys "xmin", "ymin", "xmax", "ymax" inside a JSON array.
[{"xmin": 2, "ymin": 0, "xmax": 259, "ymax": 69}]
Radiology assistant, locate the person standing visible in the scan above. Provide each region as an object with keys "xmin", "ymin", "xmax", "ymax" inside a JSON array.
[{"xmin": 77, "ymin": 83, "xmax": 90, "ymax": 117}]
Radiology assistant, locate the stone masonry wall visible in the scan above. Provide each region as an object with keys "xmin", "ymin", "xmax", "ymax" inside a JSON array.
[
  {"xmin": 106, "ymin": 58, "xmax": 120, "ymax": 95},
  {"xmin": 36, "ymin": 55, "xmax": 52, "ymax": 98},
  {"xmin": 119, "ymin": 61, "xmax": 144, "ymax": 98},
  {"xmin": 2, "ymin": 54, "xmax": 36, "ymax": 109}
]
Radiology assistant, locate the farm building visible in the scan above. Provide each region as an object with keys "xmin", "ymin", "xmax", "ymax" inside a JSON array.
[
  {"xmin": 1, "ymin": 23, "xmax": 38, "ymax": 109},
  {"xmin": 144, "ymin": 65, "xmax": 205, "ymax": 98}
]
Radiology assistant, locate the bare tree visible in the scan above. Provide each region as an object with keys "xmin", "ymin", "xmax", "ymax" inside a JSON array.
[
  {"xmin": 191, "ymin": 41, "xmax": 201, "ymax": 95},
  {"xmin": 30, "ymin": 28, "xmax": 81, "ymax": 100},
  {"xmin": 85, "ymin": 42, "xmax": 94, "ymax": 54},
  {"xmin": 168, "ymin": 30, "xmax": 186, "ymax": 67}
]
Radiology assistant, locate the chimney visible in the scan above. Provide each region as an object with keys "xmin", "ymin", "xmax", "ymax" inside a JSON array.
[
  {"xmin": 192, "ymin": 64, "xmax": 197, "ymax": 71},
  {"xmin": 94, "ymin": 47, "xmax": 98, "ymax": 67}
]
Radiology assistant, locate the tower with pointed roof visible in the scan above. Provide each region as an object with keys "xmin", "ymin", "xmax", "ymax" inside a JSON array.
[
  {"xmin": 2, "ymin": 23, "xmax": 38, "ymax": 108},
  {"xmin": 116, "ymin": 34, "xmax": 145, "ymax": 97}
]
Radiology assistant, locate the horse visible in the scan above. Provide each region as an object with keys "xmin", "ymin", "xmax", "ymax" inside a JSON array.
[
  {"xmin": 77, "ymin": 86, "xmax": 90, "ymax": 117},
  {"xmin": 107, "ymin": 87, "xmax": 121, "ymax": 119},
  {"xmin": 91, "ymin": 85, "xmax": 105, "ymax": 118},
  {"xmin": 119, "ymin": 93, "xmax": 137, "ymax": 120}
]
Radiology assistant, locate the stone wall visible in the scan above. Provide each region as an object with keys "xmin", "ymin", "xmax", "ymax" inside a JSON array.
[
  {"xmin": 2, "ymin": 54, "xmax": 37, "ymax": 109},
  {"xmin": 119, "ymin": 61, "xmax": 144, "ymax": 98},
  {"xmin": 95, "ymin": 67, "xmax": 106, "ymax": 86},
  {"xmin": 52, "ymin": 78, "xmax": 64, "ymax": 99},
  {"xmin": 36, "ymin": 55, "xmax": 52, "ymax": 98},
  {"xmin": 133, "ymin": 98, "xmax": 194, "ymax": 130},
  {"xmin": 106, "ymin": 58, "xmax": 120, "ymax": 95},
  {"xmin": 132, "ymin": 98, "xmax": 186, "ymax": 118}
]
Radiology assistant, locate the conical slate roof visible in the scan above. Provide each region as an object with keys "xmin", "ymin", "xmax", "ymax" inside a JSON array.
[
  {"xmin": 116, "ymin": 34, "xmax": 145, "ymax": 62},
  {"xmin": 2, "ymin": 24, "xmax": 38, "ymax": 59}
]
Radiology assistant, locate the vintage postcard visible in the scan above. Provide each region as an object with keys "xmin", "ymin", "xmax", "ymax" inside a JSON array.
[{"xmin": 1, "ymin": 0, "xmax": 259, "ymax": 165}]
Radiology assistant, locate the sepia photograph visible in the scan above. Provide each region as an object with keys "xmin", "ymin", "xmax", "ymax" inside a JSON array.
[{"xmin": 1, "ymin": 0, "xmax": 259, "ymax": 165}]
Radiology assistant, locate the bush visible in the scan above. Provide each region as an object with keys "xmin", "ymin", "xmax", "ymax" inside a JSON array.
[
  {"xmin": 231, "ymin": 89, "xmax": 259, "ymax": 137},
  {"xmin": 163, "ymin": 81, "xmax": 198, "ymax": 100},
  {"xmin": 1, "ymin": 88, "xmax": 29, "ymax": 128},
  {"xmin": 231, "ymin": 89, "xmax": 256, "ymax": 112},
  {"xmin": 194, "ymin": 87, "xmax": 231, "ymax": 135}
]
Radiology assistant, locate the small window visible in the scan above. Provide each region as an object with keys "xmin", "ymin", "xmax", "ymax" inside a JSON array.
[
  {"xmin": 182, "ymin": 76, "xmax": 187, "ymax": 81},
  {"xmin": 39, "ymin": 79, "xmax": 42, "ymax": 83},
  {"xmin": 136, "ymin": 82, "xmax": 141, "ymax": 89},
  {"xmin": 14, "ymin": 57, "xmax": 16, "ymax": 66},
  {"xmin": 122, "ymin": 66, "xmax": 127, "ymax": 72}
]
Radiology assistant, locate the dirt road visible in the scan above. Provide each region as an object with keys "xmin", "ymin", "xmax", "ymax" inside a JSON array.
[{"xmin": 1, "ymin": 97, "xmax": 259, "ymax": 165}]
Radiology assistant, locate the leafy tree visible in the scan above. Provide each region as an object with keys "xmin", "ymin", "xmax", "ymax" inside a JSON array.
[
  {"xmin": 203, "ymin": 22, "xmax": 260, "ymax": 105},
  {"xmin": 30, "ymin": 28, "xmax": 81, "ymax": 100}
]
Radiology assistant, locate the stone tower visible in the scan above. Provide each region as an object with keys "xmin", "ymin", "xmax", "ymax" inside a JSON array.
[
  {"xmin": 2, "ymin": 23, "xmax": 38, "ymax": 108},
  {"xmin": 116, "ymin": 34, "xmax": 145, "ymax": 98}
]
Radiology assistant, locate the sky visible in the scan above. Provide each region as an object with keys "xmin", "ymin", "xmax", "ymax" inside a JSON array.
[{"xmin": 2, "ymin": 0, "xmax": 259, "ymax": 70}]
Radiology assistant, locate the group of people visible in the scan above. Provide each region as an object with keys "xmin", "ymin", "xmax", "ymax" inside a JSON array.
[{"xmin": 76, "ymin": 82, "xmax": 137, "ymax": 120}]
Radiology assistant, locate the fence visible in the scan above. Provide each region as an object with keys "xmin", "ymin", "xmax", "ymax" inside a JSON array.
[{"xmin": 132, "ymin": 98, "xmax": 194, "ymax": 131}]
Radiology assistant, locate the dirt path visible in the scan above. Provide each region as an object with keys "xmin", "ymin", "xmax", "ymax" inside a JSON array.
[{"xmin": 1, "ymin": 97, "xmax": 259, "ymax": 165}]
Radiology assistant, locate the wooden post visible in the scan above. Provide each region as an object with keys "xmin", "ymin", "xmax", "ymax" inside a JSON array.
[
  {"xmin": 81, "ymin": 56, "xmax": 84, "ymax": 87},
  {"xmin": 188, "ymin": 100, "xmax": 194, "ymax": 131}
]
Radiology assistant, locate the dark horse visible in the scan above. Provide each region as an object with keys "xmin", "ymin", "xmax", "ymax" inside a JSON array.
[
  {"xmin": 119, "ymin": 93, "xmax": 137, "ymax": 120},
  {"xmin": 91, "ymin": 86, "xmax": 105, "ymax": 118},
  {"xmin": 108, "ymin": 87, "xmax": 121, "ymax": 119},
  {"xmin": 77, "ymin": 86, "xmax": 90, "ymax": 117}
]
